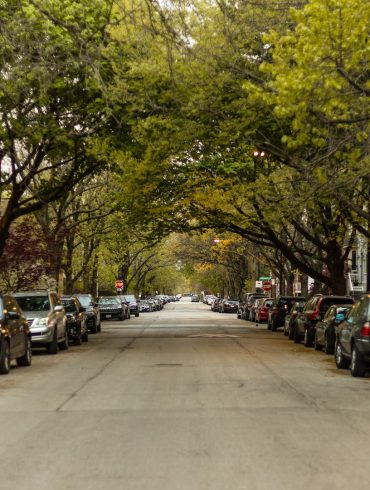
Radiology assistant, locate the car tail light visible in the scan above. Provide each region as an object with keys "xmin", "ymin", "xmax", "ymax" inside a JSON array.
[
  {"xmin": 310, "ymin": 300, "xmax": 321, "ymax": 321},
  {"xmin": 360, "ymin": 322, "xmax": 370, "ymax": 337}
]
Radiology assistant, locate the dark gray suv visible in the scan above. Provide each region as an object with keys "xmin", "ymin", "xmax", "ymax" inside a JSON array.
[{"xmin": 335, "ymin": 294, "xmax": 370, "ymax": 377}]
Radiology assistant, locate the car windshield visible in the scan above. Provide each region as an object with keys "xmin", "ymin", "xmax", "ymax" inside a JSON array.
[
  {"xmin": 15, "ymin": 296, "xmax": 50, "ymax": 311},
  {"xmin": 77, "ymin": 296, "xmax": 93, "ymax": 307},
  {"xmin": 61, "ymin": 299, "xmax": 76, "ymax": 312},
  {"xmin": 99, "ymin": 297, "xmax": 119, "ymax": 305}
]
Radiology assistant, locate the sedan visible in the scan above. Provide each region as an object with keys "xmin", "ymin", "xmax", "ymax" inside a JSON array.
[
  {"xmin": 255, "ymin": 298, "xmax": 273, "ymax": 323},
  {"xmin": 314, "ymin": 304, "xmax": 352, "ymax": 354},
  {"xmin": 220, "ymin": 299, "xmax": 239, "ymax": 313}
]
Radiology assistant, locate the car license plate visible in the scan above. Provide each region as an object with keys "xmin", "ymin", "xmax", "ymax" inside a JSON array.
[{"xmin": 106, "ymin": 314, "xmax": 111, "ymax": 318}]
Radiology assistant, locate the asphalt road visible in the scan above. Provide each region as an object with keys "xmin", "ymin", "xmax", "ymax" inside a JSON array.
[{"xmin": 1, "ymin": 300, "xmax": 370, "ymax": 490}]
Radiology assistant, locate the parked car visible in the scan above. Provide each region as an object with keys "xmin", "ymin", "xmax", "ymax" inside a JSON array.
[
  {"xmin": 314, "ymin": 304, "xmax": 353, "ymax": 354},
  {"xmin": 239, "ymin": 293, "xmax": 267, "ymax": 320},
  {"xmin": 248, "ymin": 298, "xmax": 261, "ymax": 321},
  {"xmin": 255, "ymin": 298, "xmax": 273, "ymax": 323},
  {"xmin": 191, "ymin": 294, "xmax": 200, "ymax": 302},
  {"xmin": 335, "ymin": 294, "xmax": 370, "ymax": 377},
  {"xmin": 98, "ymin": 296, "xmax": 125, "ymax": 321},
  {"xmin": 117, "ymin": 295, "xmax": 131, "ymax": 319},
  {"xmin": 0, "ymin": 294, "xmax": 32, "ymax": 374},
  {"xmin": 138, "ymin": 300, "xmax": 152, "ymax": 312},
  {"xmin": 60, "ymin": 296, "xmax": 89, "ymax": 345},
  {"xmin": 284, "ymin": 301, "xmax": 306, "ymax": 338},
  {"xmin": 211, "ymin": 298, "xmax": 222, "ymax": 312},
  {"xmin": 268, "ymin": 296, "xmax": 306, "ymax": 331},
  {"xmin": 122, "ymin": 294, "xmax": 140, "ymax": 317},
  {"xmin": 74, "ymin": 294, "xmax": 101, "ymax": 334},
  {"xmin": 206, "ymin": 295, "xmax": 217, "ymax": 305},
  {"xmin": 13, "ymin": 290, "xmax": 68, "ymax": 354},
  {"xmin": 219, "ymin": 299, "xmax": 239, "ymax": 313},
  {"xmin": 294, "ymin": 294, "xmax": 354, "ymax": 346}
]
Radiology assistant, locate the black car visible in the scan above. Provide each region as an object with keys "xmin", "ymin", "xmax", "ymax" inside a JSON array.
[
  {"xmin": 98, "ymin": 296, "xmax": 125, "ymax": 321},
  {"xmin": 335, "ymin": 294, "xmax": 370, "ymax": 377},
  {"xmin": 294, "ymin": 294, "xmax": 354, "ymax": 346},
  {"xmin": 122, "ymin": 294, "xmax": 140, "ymax": 317},
  {"xmin": 314, "ymin": 304, "xmax": 353, "ymax": 354},
  {"xmin": 75, "ymin": 294, "xmax": 101, "ymax": 334},
  {"xmin": 0, "ymin": 295, "xmax": 32, "ymax": 374},
  {"xmin": 268, "ymin": 296, "xmax": 306, "ymax": 331},
  {"xmin": 219, "ymin": 299, "xmax": 239, "ymax": 313},
  {"xmin": 60, "ymin": 296, "xmax": 89, "ymax": 345}
]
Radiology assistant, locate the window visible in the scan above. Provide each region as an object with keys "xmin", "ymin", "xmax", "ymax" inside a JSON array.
[
  {"xmin": 351, "ymin": 250, "xmax": 357, "ymax": 271},
  {"xmin": 16, "ymin": 296, "xmax": 50, "ymax": 312}
]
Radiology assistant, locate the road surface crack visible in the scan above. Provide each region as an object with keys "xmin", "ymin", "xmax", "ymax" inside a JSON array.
[{"xmin": 55, "ymin": 337, "xmax": 137, "ymax": 412}]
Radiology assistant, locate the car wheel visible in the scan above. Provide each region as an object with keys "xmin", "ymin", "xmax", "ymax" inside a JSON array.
[
  {"xmin": 46, "ymin": 329, "xmax": 58, "ymax": 354},
  {"xmin": 0, "ymin": 340, "xmax": 10, "ymax": 375},
  {"xmin": 90, "ymin": 320, "xmax": 98, "ymax": 334},
  {"xmin": 59, "ymin": 330, "xmax": 69, "ymax": 351},
  {"xmin": 271, "ymin": 318, "xmax": 278, "ymax": 332},
  {"xmin": 267, "ymin": 321, "xmax": 272, "ymax": 330},
  {"xmin": 324, "ymin": 334, "xmax": 334, "ymax": 355},
  {"xmin": 135, "ymin": 312, "xmax": 139, "ymax": 317},
  {"xmin": 335, "ymin": 341, "xmax": 350, "ymax": 369},
  {"xmin": 82, "ymin": 330, "xmax": 89, "ymax": 342},
  {"xmin": 304, "ymin": 328, "xmax": 313, "ymax": 347},
  {"xmin": 350, "ymin": 346, "xmax": 367, "ymax": 377},
  {"xmin": 74, "ymin": 329, "xmax": 83, "ymax": 346},
  {"xmin": 314, "ymin": 333, "xmax": 322, "ymax": 351},
  {"xmin": 293, "ymin": 325, "xmax": 301, "ymax": 343},
  {"xmin": 17, "ymin": 336, "xmax": 32, "ymax": 367}
]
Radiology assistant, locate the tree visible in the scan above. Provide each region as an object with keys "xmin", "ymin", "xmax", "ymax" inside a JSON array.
[
  {"xmin": 0, "ymin": 0, "xmax": 114, "ymax": 256},
  {"xmin": 0, "ymin": 217, "xmax": 53, "ymax": 291},
  {"xmin": 108, "ymin": 0, "xmax": 369, "ymax": 294}
]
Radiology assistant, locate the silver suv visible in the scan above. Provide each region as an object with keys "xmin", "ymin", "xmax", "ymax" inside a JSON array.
[{"xmin": 13, "ymin": 290, "xmax": 68, "ymax": 354}]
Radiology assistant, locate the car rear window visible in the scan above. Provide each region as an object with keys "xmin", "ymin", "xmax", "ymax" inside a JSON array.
[{"xmin": 321, "ymin": 297, "xmax": 354, "ymax": 314}]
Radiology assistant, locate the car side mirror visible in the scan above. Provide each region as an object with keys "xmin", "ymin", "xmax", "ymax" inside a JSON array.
[
  {"xmin": 54, "ymin": 305, "xmax": 63, "ymax": 313},
  {"xmin": 79, "ymin": 307, "xmax": 85, "ymax": 313}
]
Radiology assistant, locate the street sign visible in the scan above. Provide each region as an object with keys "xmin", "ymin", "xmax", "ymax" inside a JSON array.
[
  {"xmin": 263, "ymin": 281, "xmax": 272, "ymax": 292},
  {"xmin": 255, "ymin": 280, "xmax": 263, "ymax": 288},
  {"xmin": 115, "ymin": 280, "xmax": 124, "ymax": 289},
  {"xmin": 259, "ymin": 276, "xmax": 272, "ymax": 281}
]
